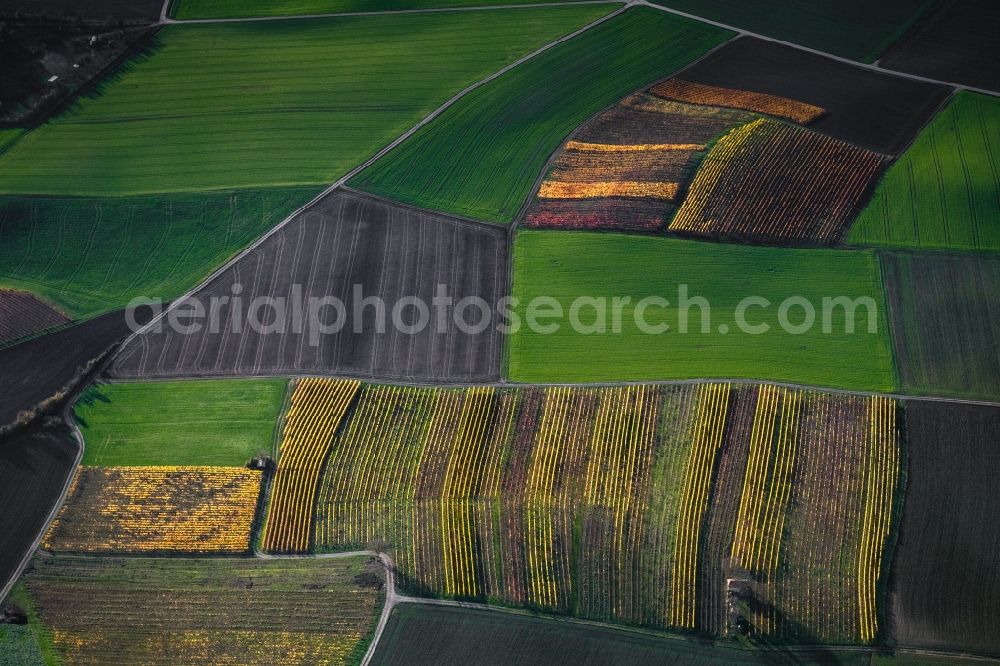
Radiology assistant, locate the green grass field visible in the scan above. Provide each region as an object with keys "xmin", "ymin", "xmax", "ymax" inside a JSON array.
[
  {"xmin": 0, "ymin": 6, "xmax": 614, "ymax": 196},
  {"xmin": 650, "ymin": 0, "xmax": 934, "ymax": 63},
  {"xmin": 0, "ymin": 189, "xmax": 316, "ymax": 318},
  {"xmin": 76, "ymin": 379, "xmax": 288, "ymax": 466},
  {"xmin": 350, "ymin": 7, "xmax": 732, "ymax": 224},
  {"xmin": 0, "ymin": 129, "xmax": 25, "ymax": 155},
  {"xmin": 508, "ymin": 231, "xmax": 896, "ymax": 391},
  {"xmin": 849, "ymin": 92, "xmax": 1000, "ymax": 251},
  {"xmin": 171, "ymin": 0, "xmax": 604, "ymax": 19}
]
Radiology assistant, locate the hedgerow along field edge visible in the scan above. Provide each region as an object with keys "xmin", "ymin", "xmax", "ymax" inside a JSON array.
[
  {"xmin": 508, "ymin": 231, "xmax": 896, "ymax": 392},
  {"xmin": 75, "ymin": 378, "xmax": 289, "ymax": 467},
  {"xmin": 0, "ymin": 5, "xmax": 618, "ymax": 196},
  {"xmin": 350, "ymin": 7, "xmax": 734, "ymax": 224}
]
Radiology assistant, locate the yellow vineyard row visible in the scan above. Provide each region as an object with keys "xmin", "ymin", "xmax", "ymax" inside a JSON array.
[
  {"xmin": 538, "ymin": 180, "xmax": 679, "ymax": 200},
  {"xmin": 670, "ymin": 383, "xmax": 731, "ymax": 628},
  {"xmin": 262, "ymin": 378, "xmax": 360, "ymax": 552},
  {"xmin": 858, "ymin": 396, "xmax": 898, "ymax": 641}
]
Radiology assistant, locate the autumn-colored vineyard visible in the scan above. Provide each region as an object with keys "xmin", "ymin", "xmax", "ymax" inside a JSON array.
[
  {"xmin": 261, "ymin": 378, "xmax": 360, "ymax": 553},
  {"xmin": 669, "ymin": 118, "xmax": 887, "ymax": 245},
  {"xmin": 521, "ymin": 84, "xmax": 883, "ymax": 241},
  {"xmin": 43, "ymin": 467, "xmax": 261, "ymax": 554},
  {"xmin": 700, "ymin": 387, "xmax": 900, "ymax": 642},
  {"xmin": 650, "ymin": 78, "xmax": 826, "ymax": 125},
  {"xmin": 22, "ymin": 556, "xmax": 384, "ymax": 665},
  {"xmin": 524, "ymin": 93, "xmax": 751, "ymax": 231},
  {"xmin": 303, "ymin": 382, "xmax": 900, "ymax": 642}
]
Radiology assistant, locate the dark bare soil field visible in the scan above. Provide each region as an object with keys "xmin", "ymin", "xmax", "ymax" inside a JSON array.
[
  {"xmin": 0, "ymin": 421, "xmax": 77, "ymax": 599},
  {"xmin": 881, "ymin": 252, "xmax": 1000, "ymax": 400},
  {"xmin": 675, "ymin": 37, "xmax": 951, "ymax": 154},
  {"xmin": 0, "ymin": 308, "xmax": 140, "ymax": 428},
  {"xmin": 879, "ymin": 0, "xmax": 1000, "ymax": 93},
  {"xmin": 0, "ymin": 0, "xmax": 162, "ymax": 22},
  {"xmin": 371, "ymin": 604, "xmax": 875, "ymax": 665},
  {"xmin": 0, "ymin": 22, "xmax": 153, "ymax": 125},
  {"xmin": 0, "ymin": 289, "xmax": 68, "ymax": 347},
  {"xmin": 888, "ymin": 401, "xmax": 1000, "ymax": 656},
  {"xmin": 111, "ymin": 189, "xmax": 506, "ymax": 382}
]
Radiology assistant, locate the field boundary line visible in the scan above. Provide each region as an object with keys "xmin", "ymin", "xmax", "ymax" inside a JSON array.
[
  {"xmin": 339, "ymin": 186, "xmax": 507, "ymax": 238},
  {"xmin": 634, "ymin": 0, "xmax": 999, "ymax": 98},
  {"xmin": 98, "ymin": 373, "xmax": 1000, "ymax": 409},
  {"xmin": 873, "ymin": 250, "xmax": 904, "ymax": 392},
  {"xmin": 0, "ymin": 129, "xmax": 31, "ymax": 158},
  {"xmin": 363, "ymin": 553, "xmax": 398, "ymax": 666},
  {"xmin": 161, "ymin": 0, "xmax": 623, "ymax": 24},
  {"xmin": 109, "ymin": 3, "xmax": 630, "ymax": 361},
  {"xmin": 19, "ymin": 25, "xmax": 159, "ymax": 132}
]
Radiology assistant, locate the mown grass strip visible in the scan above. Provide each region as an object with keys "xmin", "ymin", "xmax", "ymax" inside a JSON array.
[
  {"xmin": 350, "ymin": 7, "xmax": 733, "ymax": 224},
  {"xmin": 76, "ymin": 378, "xmax": 288, "ymax": 467}
]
